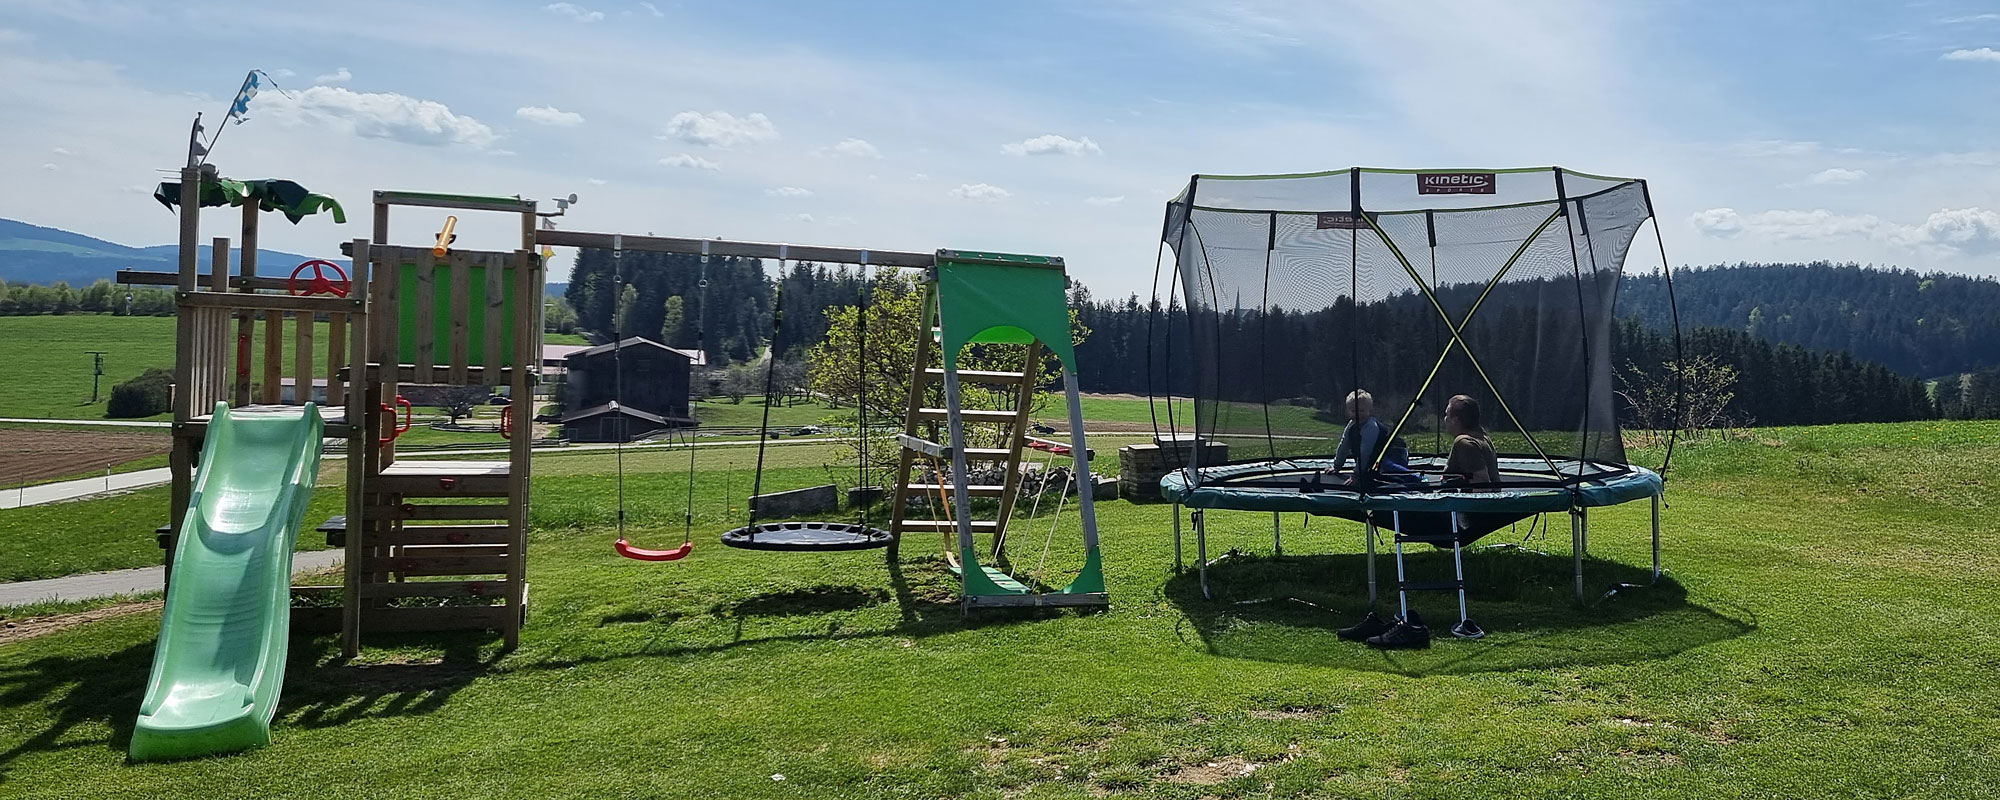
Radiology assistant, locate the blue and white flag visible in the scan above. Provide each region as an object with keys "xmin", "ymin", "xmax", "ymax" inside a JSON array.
[{"xmin": 227, "ymin": 70, "xmax": 262, "ymax": 125}]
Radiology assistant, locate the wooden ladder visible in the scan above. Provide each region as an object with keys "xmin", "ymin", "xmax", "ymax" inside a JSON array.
[{"xmin": 886, "ymin": 283, "xmax": 1044, "ymax": 561}]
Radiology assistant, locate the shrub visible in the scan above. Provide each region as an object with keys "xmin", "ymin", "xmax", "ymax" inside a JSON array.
[{"xmin": 107, "ymin": 368, "xmax": 174, "ymax": 418}]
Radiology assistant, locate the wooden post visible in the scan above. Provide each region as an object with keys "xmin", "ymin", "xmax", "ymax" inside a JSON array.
[
  {"xmin": 262, "ymin": 311, "xmax": 283, "ymax": 404},
  {"xmin": 505, "ymin": 249, "xmax": 536, "ymax": 650},
  {"xmin": 294, "ymin": 311, "xmax": 314, "ymax": 406},
  {"xmin": 209, "ymin": 237, "xmax": 230, "ymax": 293},
  {"xmin": 236, "ymin": 202, "xmax": 258, "ymax": 406},
  {"xmin": 343, "ymin": 238, "xmax": 371, "ymax": 658},
  {"xmin": 166, "ymin": 165, "xmax": 203, "ymax": 581},
  {"xmin": 327, "ymin": 314, "xmax": 346, "ymax": 407}
]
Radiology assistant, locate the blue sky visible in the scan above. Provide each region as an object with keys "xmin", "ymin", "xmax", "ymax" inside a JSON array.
[{"xmin": 4, "ymin": 0, "xmax": 2000, "ymax": 295}]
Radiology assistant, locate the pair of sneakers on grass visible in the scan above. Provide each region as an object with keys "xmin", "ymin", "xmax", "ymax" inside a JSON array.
[{"xmin": 1335, "ymin": 609, "xmax": 1438, "ymax": 649}]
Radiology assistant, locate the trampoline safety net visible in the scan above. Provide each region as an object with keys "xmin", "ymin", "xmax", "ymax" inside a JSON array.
[{"xmin": 1161, "ymin": 167, "xmax": 1658, "ymax": 489}]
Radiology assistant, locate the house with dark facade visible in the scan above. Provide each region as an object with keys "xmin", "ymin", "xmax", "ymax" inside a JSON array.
[{"xmin": 559, "ymin": 337, "xmax": 703, "ymax": 442}]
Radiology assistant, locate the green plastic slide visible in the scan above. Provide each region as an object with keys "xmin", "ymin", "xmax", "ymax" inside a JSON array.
[{"xmin": 130, "ymin": 403, "xmax": 323, "ymax": 762}]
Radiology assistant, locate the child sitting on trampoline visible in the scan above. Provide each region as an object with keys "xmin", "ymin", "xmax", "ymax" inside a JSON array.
[{"xmin": 1327, "ymin": 389, "xmax": 1413, "ymax": 485}]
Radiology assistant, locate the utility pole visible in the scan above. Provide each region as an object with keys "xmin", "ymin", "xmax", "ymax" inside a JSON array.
[{"xmin": 86, "ymin": 351, "xmax": 108, "ymax": 403}]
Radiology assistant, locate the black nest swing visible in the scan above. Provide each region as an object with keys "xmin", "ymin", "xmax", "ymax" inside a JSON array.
[{"xmin": 719, "ymin": 247, "xmax": 892, "ymax": 554}]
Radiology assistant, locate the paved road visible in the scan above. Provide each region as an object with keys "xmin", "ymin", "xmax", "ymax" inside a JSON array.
[
  {"xmin": 0, "ymin": 549, "xmax": 345, "ymax": 607},
  {"xmin": 1, "ymin": 468, "xmax": 173, "ymax": 510},
  {"xmin": 0, "ymin": 417, "xmax": 171, "ymax": 428}
]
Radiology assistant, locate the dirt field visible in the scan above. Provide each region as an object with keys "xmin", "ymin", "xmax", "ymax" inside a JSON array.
[{"xmin": 0, "ymin": 429, "xmax": 170, "ymax": 485}]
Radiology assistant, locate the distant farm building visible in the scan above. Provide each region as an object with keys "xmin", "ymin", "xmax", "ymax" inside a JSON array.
[{"xmin": 559, "ymin": 337, "xmax": 702, "ymax": 442}]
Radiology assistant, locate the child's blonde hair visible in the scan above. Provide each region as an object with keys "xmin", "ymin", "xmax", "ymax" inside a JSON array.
[{"xmin": 1346, "ymin": 389, "xmax": 1373, "ymax": 413}]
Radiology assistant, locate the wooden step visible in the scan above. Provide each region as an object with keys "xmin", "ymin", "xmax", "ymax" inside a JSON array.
[
  {"xmin": 361, "ymin": 604, "xmax": 514, "ymax": 634},
  {"xmin": 374, "ymin": 473, "xmax": 509, "ymax": 497},
  {"xmin": 962, "ymin": 448, "xmax": 1014, "ymax": 461},
  {"xmin": 921, "ymin": 368, "xmax": 1028, "ymax": 385},
  {"xmin": 368, "ymin": 504, "xmax": 512, "ymax": 520},
  {"xmin": 364, "ymin": 554, "xmax": 510, "ymax": 577},
  {"xmin": 906, "ymin": 483, "xmax": 1007, "ymax": 497},
  {"xmin": 915, "ymin": 408, "xmax": 1019, "ymax": 424},
  {"xmin": 895, "ymin": 519, "xmax": 999, "ymax": 533},
  {"xmin": 359, "ymin": 579, "xmax": 511, "ymax": 599},
  {"xmin": 364, "ymin": 524, "xmax": 512, "ymax": 547}
]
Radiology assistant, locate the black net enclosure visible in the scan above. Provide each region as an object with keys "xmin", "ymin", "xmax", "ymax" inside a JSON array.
[{"xmin": 1156, "ymin": 167, "xmax": 1675, "ymax": 510}]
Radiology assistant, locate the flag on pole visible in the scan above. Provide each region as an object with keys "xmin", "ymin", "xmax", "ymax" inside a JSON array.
[{"xmin": 227, "ymin": 70, "xmax": 262, "ymax": 125}]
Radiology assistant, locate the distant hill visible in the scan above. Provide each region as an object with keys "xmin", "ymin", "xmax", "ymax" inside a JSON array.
[
  {"xmin": 0, "ymin": 218, "xmax": 343, "ymax": 286},
  {"xmin": 1619, "ymin": 262, "xmax": 2000, "ymax": 379}
]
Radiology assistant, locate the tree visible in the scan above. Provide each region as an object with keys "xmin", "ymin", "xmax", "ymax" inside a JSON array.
[
  {"xmin": 435, "ymin": 385, "xmax": 494, "ymax": 424},
  {"xmin": 720, "ymin": 363, "xmax": 761, "ymax": 404},
  {"xmin": 807, "ymin": 272, "xmax": 1088, "ymax": 476},
  {"xmin": 544, "ymin": 296, "xmax": 579, "ymax": 334},
  {"xmin": 660, "ymin": 295, "xmax": 684, "ymax": 346},
  {"xmin": 107, "ymin": 368, "xmax": 174, "ymax": 418},
  {"xmin": 611, "ymin": 284, "xmax": 640, "ymax": 339}
]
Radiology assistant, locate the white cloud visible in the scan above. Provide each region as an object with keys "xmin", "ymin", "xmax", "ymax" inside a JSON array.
[
  {"xmin": 1904, "ymin": 207, "xmax": 2000, "ymax": 252},
  {"xmin": 270, "ymin": 68, "xmax": 295, "ymax": 79},
  {"xmin": 661, "ymin": 111, "xmax": 778, "ymax": 147},
  {"xmin": 1726, "ymin": 139, "xmax": 1820, "ymax": 158},
  {"xmin": 659, "ymin": 153, "xmax": 719, "ymax": 170},
  {"xmin": 765, "ymin": 186, "xmax": 812, "ymax": 197},
  {"xmin": 909, "ymin": 172, "xmax": 930, "ymax": 181},
  {"xmin": 51, "ymin": 146, "xmax": 71, "ymax": 156},
  {"xmin": 1002, "ymin": 134, "xmax": 1102, "ymax": 157},
  {"xmin": 1084, "ymin": 195, "xmax": 1125, "ymax": 206},
  {"xmin": 544, "ymin": 3, "xmax": 605, "ymax": 23},
  {"xmin": 516, "ymin": 105, "xmax": 585, "ymax": 127},
  {"xmin": 1805, "ymin": 168, "xmax": 1866, "ymax": 185},
  {"xmin": 41, "ymin": 162, "xmax": 57, "ymax": 171},
  {"xmin": 1942, "ymin": 14, "xmax": 2000, "ymax": 24},
  {"xmin": 638, "ymin": 2, "xmax": 664, "ymax": 17},
  {"xmin": 587, "ymin": 178, "xmax": 608, "ymax": 185},
  {"xmin": 1691, "ymin": 206, "xmax": 2000, "ymax": 254},
  {"xmin": 951, "ymin": 183, "xmax": 1011, "ymax": 202},
  {"xmin": 262, "ymin": 86, "xmax": 496, "ymax": 149},
  {"xmin": 783, "ymin": 213, "xmax": 814, "ymax": 223},
  {"xmin": 314, "ymin": 66, "xmax": 352, "ymax": 84},
  {"xmin": 825, "ymin": 138, "xmax": 882, "ymax": 158},
  {"xmin": 1943, "ymin": 47, "xmax": 2000, "ymax": 62}
]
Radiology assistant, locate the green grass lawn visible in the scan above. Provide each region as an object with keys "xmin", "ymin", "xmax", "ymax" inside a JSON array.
[
  {"xmin": 5, "ymin": 423, "xmax": 2000, "ymax": 796},
  {"xmin": 694, "ymin": 396, "xmax": 842, "ymax": 429},
  {"xmin": 0, "ymin": 315, "xmax": 348, "ymax": 421}
]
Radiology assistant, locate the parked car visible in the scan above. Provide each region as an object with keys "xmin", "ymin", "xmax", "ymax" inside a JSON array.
[
  {"xmin": 488, "ymin": 395, "xmax": 511, "ymax": 405},
  {"xmin": 794, "ymin": 425, "xmax": 824, "ymax": 436},
  {"xmin": 1031, "ymin": 422, "xmax": 1056, "ymax": 435}
]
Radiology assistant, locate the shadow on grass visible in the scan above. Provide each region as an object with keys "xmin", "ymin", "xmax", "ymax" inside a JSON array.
[
  {"xmin": 0, "ymin": 641, "xmax": 152, "ymax": 782},
  {"xmin": 1166, "ymin": 547, "xmax": 1754, "ymax": 676},
  {"xmin": 541, "ymin": 556, "xmax": 1089, "ymax": 670},
  {"xmin": 277, "ymin": 632, "xmax": 497, "ymax": 730}
]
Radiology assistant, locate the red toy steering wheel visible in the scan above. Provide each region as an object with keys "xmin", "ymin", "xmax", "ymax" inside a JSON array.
[{"xmin": 288, "ymin": 259, "xmax": 351, "ymax": 298}]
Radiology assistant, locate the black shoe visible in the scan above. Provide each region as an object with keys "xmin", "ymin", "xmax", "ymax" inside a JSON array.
[
  {"xmin": 1366, "ymin": 610, "xmax": 1431, "ymax": 649},
  {"xmin": 1451, "ymin": 618, "xmax": 1486, "ymax": 640},
  {"xmin": 1337, "ymin": 611, "xmax": 1394, "ymax": 642}
]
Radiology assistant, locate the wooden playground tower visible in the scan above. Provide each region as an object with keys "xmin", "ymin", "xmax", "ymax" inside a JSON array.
[{"xmin": 128, "ymin": 163, "xmax": 543, "ymax": 654}]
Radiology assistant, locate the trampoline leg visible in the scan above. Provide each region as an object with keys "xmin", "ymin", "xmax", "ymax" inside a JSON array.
[
  {"xmin": 1365, "ymin": 514, "xmax": 1378, "ymax": 609},
  {"xmin": 1195, "ymin": 510, "xmax": 1211, "ymax": 600},
  {"xmin": 1173, "ymin": 503, "xmax": 1183, "ymax": 575},
  {"xmin": 1456, "ymin": 540, "xmax": 1472, "ymax": 620},
  {"xmin": 1650, "ymin": 494, "xmax": 1662, "ymax": 586},
  {"xmin": 1272, "ymin": 512, "xmax": 1282, "ymax": 557},
  {"xmin": 1571, "ymin": 509, "xmax": 1585, "ymax": 605},
  {"xmin": 1391, "ymin": 511, "xmax": 1409, "ymax": 620}
]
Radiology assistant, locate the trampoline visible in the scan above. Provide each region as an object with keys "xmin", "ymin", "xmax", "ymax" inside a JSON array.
[{"xmin": 1151, "ymin": 167, "xmax": 1680, "ymax": 639}]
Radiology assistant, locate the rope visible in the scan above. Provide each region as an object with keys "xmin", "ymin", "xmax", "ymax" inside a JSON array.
[
  {"xmin": 856, "ymin": 250, "xmax": 871, "ymax": 524},
  {"xmin": 998, "ymin": 441, "xmax": 1059, "ymax": 561},
  {"xmin": 1028, "ymin": 456, "xmax": 1076, "ymax": 591},
  {"xmin": 683, "ymin": 242, "xmax": 711, "ymax": 546},
  {"xmin": 747, "ymin": 246, "xmax": 787, "ymax": 529},
  {"xmin": 612, "ymin": 236, "xmax": 627, "ymax": 541}
]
